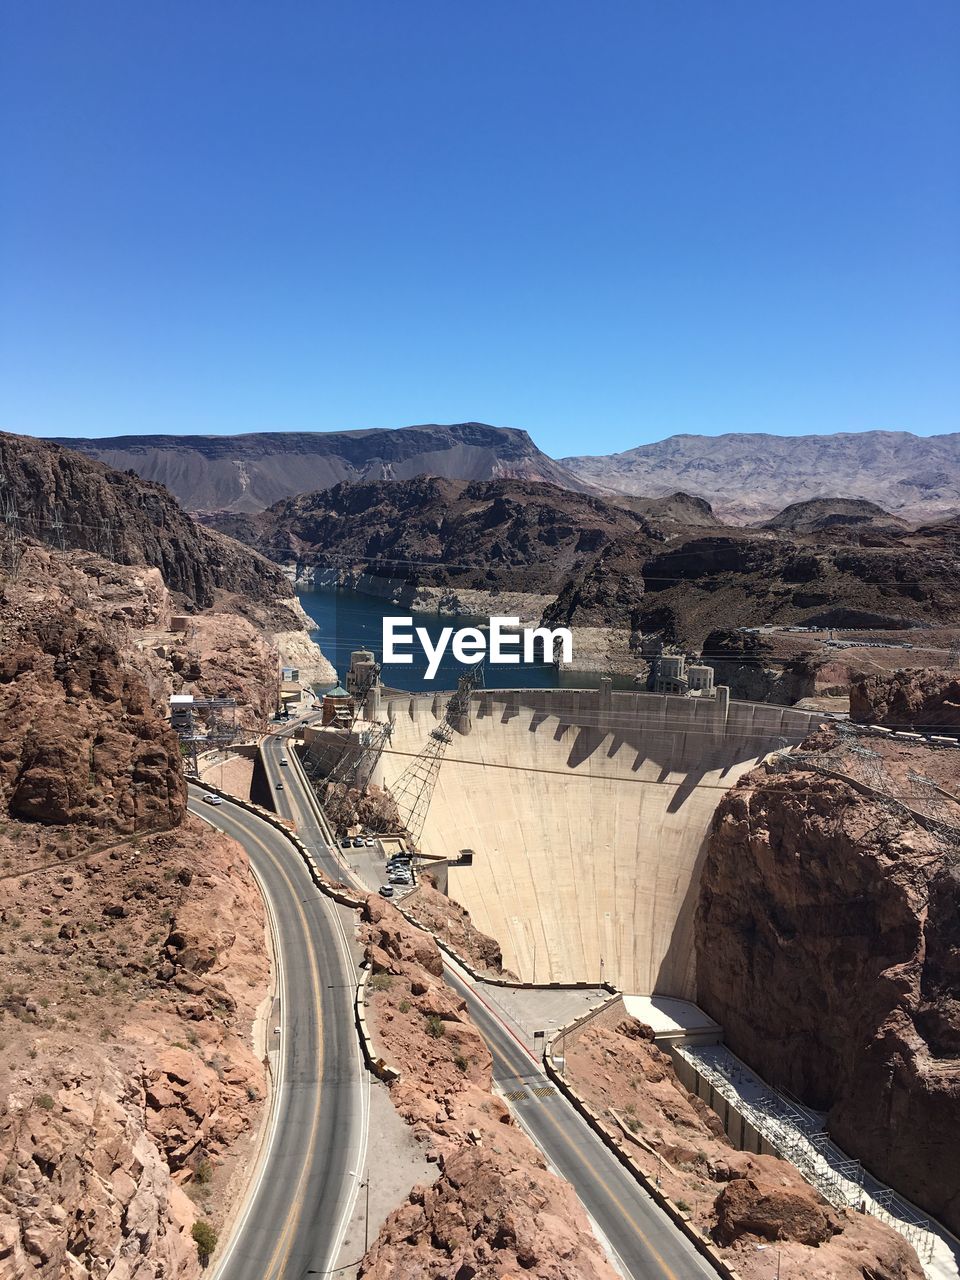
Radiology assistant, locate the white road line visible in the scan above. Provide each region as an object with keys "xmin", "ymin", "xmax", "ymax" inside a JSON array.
[{"xmin": 190, "ymin": 804, "xmax": 289, "ymax": 1280}]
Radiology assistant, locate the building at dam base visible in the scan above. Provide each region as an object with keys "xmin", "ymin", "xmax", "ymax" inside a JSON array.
[{"xmin": 380, "ymin": 685, "xmax": 820, "ymax": 998}]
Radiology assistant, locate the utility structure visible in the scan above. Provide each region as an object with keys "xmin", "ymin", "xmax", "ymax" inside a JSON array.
[
  {"xmin": 0, "ymin": 469, "xmax": 23, "ymax": 580},
  {"xmin": 302, "ymin": 659, "xmax": 382, "ymax": 784},
  {"xmin": 168, "ymin": 693, "xmax": 239, "ymax": 775},
  {"xmin": 378, "ymin": 660, "xmax": 483, "ymax": 846}
]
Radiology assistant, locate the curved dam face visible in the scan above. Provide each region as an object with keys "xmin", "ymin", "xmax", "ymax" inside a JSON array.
[{"xmin": 381, "ymin": 687, "xmax": 820, "ymax": 997}]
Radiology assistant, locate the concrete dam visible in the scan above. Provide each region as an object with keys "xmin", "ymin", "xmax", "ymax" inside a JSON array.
[{"xmin": 380, "ymin": 686, "xmax": 820, "ymax": 998}]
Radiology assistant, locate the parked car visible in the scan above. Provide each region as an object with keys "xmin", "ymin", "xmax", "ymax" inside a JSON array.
[
  {"xmin": 378, "ymin": 884, "xmax": 395, "ymax": 898},
  {"xmin": 202, "ymin": 794, "xmax": 224, "ymax": 806},
  {"xmin": 364, "ymin": 837, "xmax": 376, "ymax": 847},
  {"xmin": 340, "ymin": 838, "xmax": 352, "ymax": 849}
]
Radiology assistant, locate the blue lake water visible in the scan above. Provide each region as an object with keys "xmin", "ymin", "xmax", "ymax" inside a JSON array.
[{"xmin": 297, "ymin": 585, "xmax": 558, "ymax": 693}]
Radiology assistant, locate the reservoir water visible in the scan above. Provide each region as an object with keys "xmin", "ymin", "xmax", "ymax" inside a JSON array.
[{"xmin": 297, "ymin": 585, "xmax": 558, "ymax": 693}]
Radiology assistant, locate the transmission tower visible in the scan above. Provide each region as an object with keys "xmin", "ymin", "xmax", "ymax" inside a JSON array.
[
  {"xmin": 303, "ymin": 664, "xmax": 381, "ymax": 783},
  {"xmin": 50, "ymin": 503, "xmax": 66, "ymax": 551},
  {"xmin": 381, "ymin": 721, "xmax": 453, "ymax": 844},
  {"xmin": 378, "ymin": 661, "xmax": 484, "ymax": 844},
  {"xmin": 0, "ymin": 470, "xmax": 23, "ymax": 580},
  {"xmin": 906, "ymin": 771, "xmax": 960, "ymax": 861},
  {"xmin": 325, "ymin": 721, "xmax": 392, "ymax": 793}
]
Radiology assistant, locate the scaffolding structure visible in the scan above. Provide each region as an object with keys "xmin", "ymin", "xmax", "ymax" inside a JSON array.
[
  {"xmin": 169, "ymin": 696, "xmax": 240, "ymax": 775},
  {"xmin": 679, "ymin": 1044, "xmax": 934, "ymax": 1262}
]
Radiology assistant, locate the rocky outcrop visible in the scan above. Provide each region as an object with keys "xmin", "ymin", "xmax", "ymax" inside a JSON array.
[
  {"xmin": 0, "ymin": 593, "xmax": 185, "ymax": 833},
  {"xmin": 207, "ymin": 475, "xmax": 656, "ymax": 596},
  {"xmin": 695, "ymin": 740, "xmax": 960, "ymax": 1233},
  {"xmin": 0, "ymin": 430, "xmax": 301, "ymax": 617},
  {"xmin": 0, "ymin": 819, "xmax": 269, "ymax": 1278},
  {"xmin": 850, "ymin": 668, "xmax": 960, "ymax": 728},
  {"xmin": 564, "ymin": 1012, "xmax": 924, "ymax": 1280},
  {"xmin": 404, "ymin": 875, "xmax": 512, "ymax": 978},
  {"xmin": 358, "ymin": 896, "xmax": 617, "ymax": 1279}
]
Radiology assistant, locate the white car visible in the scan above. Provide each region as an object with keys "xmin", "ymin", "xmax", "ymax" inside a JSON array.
[
  {"xmin": 279, "ymin": 757, "xmax": 288, "ymax": 766},
  {"xmin": 202, "ymin": 794, "xmax": 224, "ymax": 806}
]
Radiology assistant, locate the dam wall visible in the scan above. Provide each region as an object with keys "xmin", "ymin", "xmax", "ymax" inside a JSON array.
[{"xmin": 381, "ymin": 687, "xmax": 821, "ymax": 997}]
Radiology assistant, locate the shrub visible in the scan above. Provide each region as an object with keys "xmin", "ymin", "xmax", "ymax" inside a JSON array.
[
  {"xmin": 454, "ymin": 1054, "xmax": 468, "ymax": 1072},
  {"xmin": 36, "ymin": 1093, "xmax": 55, "ymax": 1110},
  {"xmin": 194, "ymin": 1157, "xmax": 213, "ymax": 1186},
  {"xmin": 398, "ymin": 999, "xmax": 411, "ymax": 1014},
  {"xmin": 369, "ymin": 972, "xmax": 392, "ymax": 992},
  {"xmin": 425, "ymin": 1015, "xmax": 445, "ymax": 1039},
  {"xmin": 676, "ymin": 1198, "xmax": 692, "ymax": 1214},
  {"xmin": 192, "ymin": 1220, "xmax": 217, "ymax": 1265}
]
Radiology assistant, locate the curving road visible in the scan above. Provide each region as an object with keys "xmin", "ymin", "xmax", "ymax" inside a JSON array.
[
  {"xmin": 273, "ymin": 724, "xmax": 718, "ymax": 1280},
  {"xmin": 188, "ymin": 772, "xmax": 369, "ymax": 1280},
  {"xmin": 447, "ymin": 963, "xmax": 717, "ymax": 1279}
]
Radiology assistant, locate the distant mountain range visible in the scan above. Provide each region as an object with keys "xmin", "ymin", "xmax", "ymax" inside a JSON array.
[
  {"xmin": 51, "ymin": 423, "xmax": 588, "ymax": 514},
  {"xmin": 562, "ymin": 430, "xmax": 960, "ymax": 523},
  {"xmin": 47, "ymin": 424, "xmax": 959, "ymax": 523}
]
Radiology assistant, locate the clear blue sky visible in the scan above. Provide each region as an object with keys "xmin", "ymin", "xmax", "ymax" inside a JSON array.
[{"xmin": 1, "ymin": 2, "xmax": 957, "ymax": 456}]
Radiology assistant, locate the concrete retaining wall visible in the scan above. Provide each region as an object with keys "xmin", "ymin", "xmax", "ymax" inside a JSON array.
[{"xmin": 541, "ymin": 1023, "xmax": 745, "ymax": 1280}]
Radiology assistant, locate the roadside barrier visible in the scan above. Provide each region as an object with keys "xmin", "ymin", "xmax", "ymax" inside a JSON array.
[{"xmin": 542, "ymin": 1016, "xmax": 746, "ymax": 1280}]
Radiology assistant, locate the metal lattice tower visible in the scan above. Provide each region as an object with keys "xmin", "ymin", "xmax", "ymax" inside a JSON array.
[
  {"xmin": 325, "ymin": 720, "xmax": 392, "ymax": 793},
  {"xmin": 0, "ymin": 470, "xmax": 23, "ymax": 580},
  {"xmin": 171, "ymin": 696, "xmax": 239, "ymax": 775},
  {"xmin": 382, "ymin": 721, "xmax": 453, "ymax": 844},
  {"xmin": 303, "ymin": 664, "xmax": 381, "ymax": 783},
  {"xmin": 906, "ymin": 770, "xmax": 960, "ymax": 861},
  {"xmin": 50, "ymin": 503, "xmax": 66, "ymax": 551},
  {"xmin": 379, "ymin": 661, "xmax": 484, "ymax": 843}
]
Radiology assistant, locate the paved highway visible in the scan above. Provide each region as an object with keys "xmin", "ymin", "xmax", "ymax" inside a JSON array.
[
  {"xmin": 188, "ymin": 777, "xmax": 369, "ymax": 1280},
  {"xmin": 445, "ymin": 962, "xmax": 717, "ymax": 1279},
  {"xmin": 272, "ymin": 723, "xmax": 718, "ymax": 1280}
]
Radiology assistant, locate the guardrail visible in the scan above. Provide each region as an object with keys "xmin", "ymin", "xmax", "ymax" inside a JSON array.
[
  {"xmin": 540, "ymin": 1019, "xmax": 746, "ymax": 1280},
  {"xmin": 355, "ymin": 964, "xmax": 401, "ymax": 1083}
]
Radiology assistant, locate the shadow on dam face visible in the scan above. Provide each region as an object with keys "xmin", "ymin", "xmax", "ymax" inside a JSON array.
[{"xmin": 380, "ymin": 688, "xmax": 820, "ymax": 998}]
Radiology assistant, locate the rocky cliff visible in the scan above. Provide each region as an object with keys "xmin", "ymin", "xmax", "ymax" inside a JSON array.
[
  {"xmin": 695, "ymin": 729, "xmax": 960, "ymax": 1233},
  {"xmin": 0, "ymin": 585, "xmax": 186, "ymax": 834},
  {"xmin": 49, "ymin": 423, "xmax": 591, "ymax": 513},
  {"xmin": 564, "ymin": 1011, "xmax": 923, "ymax": 1280},
  {"xmin": 850, "ymin": 669, "xmax": 960, "ymax": 728},
  {"xmin": 0, "ymin": 431, "xmax": 301, "ymax": 620}
]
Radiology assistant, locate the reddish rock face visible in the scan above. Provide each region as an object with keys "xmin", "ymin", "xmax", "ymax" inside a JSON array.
[
  {"xmin": 850, "ymin": 668, "xmax": 960, "ymax": 728},
  {"xmin": 696, "ymin": 753, "xmax": 960, "ymax": 1234},
  {"xmin": 714, "ymin": 1172, "xmax": 839, "ymax": 1246},
  {"xmin": 0, "ymin": 602, "xmax": 186, "ymax": 833},
  {"xmin": 358, "ymin": 898, "xmax": 618, "ymax": 1280}
]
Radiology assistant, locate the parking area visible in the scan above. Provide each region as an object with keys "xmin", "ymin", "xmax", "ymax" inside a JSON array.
[{"xmin": 337, "ymin": 836, "xmax": 418, "ymax": 903}]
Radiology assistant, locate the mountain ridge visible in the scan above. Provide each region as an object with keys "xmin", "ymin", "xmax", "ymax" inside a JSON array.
[{"xmin": 39, "ymin": 423, "xmax": 960, "ymax": 523}]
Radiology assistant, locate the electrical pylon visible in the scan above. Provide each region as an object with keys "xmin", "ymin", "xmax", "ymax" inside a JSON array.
[{"xmin": 379, "ymin": 660, "xmax": 483, "ymax": 844}]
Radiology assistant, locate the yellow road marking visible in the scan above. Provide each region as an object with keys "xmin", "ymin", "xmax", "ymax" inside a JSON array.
[
  {"xmin": 227, "ymin": 817, "xmax": 326, "ymax": 1280},
  {"xmin": 487, "ymin": 1036, "xmax": 687, "ymax": 1280}
]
